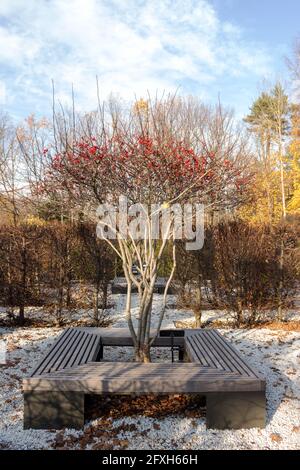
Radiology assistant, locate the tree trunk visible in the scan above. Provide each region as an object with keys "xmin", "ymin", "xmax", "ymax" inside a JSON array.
[
  {"xmin": 135, "ymin": 292, "xmax": 154, "ymax": 363},
  {"xmin": 194, "ymin": 309, "xmax": 202, "ymax": 328},
  {"xmin": 56, "ymin": 264, "xmax": 64, "ymax": 326},
  {"xmin": 279, "ymin": 154, "xmax": 286, "ymax": 219},
  {"xmin": 93, "ymin": 283, "xmax": 100, "ymax": 325},
  {"xmin": 19, "ymin": 240, "xmax": 27, "ymax": 326},
  {"xmin": 18, "ymin": 305, "xmax": 25, "ymax": 325},
  {"xmin": 278, "ymin": 131, "xmax": 286, "ymax": 321},
  {"xmin": 277, "ymin": 238, "xmax": 284, "ymax": 321},
  {"xmin": 135, "ymin": 344, "xmax": 151, "ymax": 363},
  {"xmin": 194, "ymin": 276, "xmax": 202, "ymax": 328},
  {"xmin": 102, "ymin": 281, "xmax": 108, "ymax": 309},
  {"xmin": 236, "ymin": 300, "xmax": 243, "ymax": 327},
  {"xmin": 265, "ymin": 134, "xmax": 274, "ymax": 224}
]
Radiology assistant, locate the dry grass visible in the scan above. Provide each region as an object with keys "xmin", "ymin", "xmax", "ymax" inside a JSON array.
[
  {"xmin": 254, "ymin": 321, "xmax": 300, "ymax": 332},
  {"xmin": 174, "ymin": 319, "xmax": 300, "ymax": 332}
]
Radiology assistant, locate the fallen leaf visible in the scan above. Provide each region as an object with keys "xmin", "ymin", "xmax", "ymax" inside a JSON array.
[{"xmin": 270, "ymin": 433, "xmax": 283, "ymax": 443}]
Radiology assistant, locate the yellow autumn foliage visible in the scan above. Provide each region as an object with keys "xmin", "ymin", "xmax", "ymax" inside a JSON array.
[
  {"xmin": 25, "ymin": 215, "xmax": 47, "ymax": 227},
  {"xmin": 133, "ymin": 98, "xmax": 149, "ymax": 115},
  {"xmin": 239, "ymin": 161, "xmax": 284, "ymax": 224},
  {"xmin": 287, "ymin": 106, "xmax": 300, "ymax": 214}
]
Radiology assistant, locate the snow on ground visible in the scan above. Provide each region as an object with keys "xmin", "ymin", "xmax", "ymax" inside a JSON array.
[{"xmin": 0, "ymin": 294, "xmax": 299, "ymax": 450}]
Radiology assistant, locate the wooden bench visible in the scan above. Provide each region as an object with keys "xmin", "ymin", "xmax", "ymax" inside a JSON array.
[
  {"xmin": 23, "ymin": 328, "xmax": 266, "ymax": 430},
  {"xmin": 184, "ymin": 329, "xmax": 266, "ymax": 429}
]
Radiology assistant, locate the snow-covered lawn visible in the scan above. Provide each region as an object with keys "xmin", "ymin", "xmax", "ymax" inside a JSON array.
[{"xmin": 0, "ymin": 294, "xmax": 299, "ymax": 450}]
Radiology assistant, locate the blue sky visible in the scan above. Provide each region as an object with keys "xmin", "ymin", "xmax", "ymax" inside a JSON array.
[{"xmin": 0, "ymin": 0, "xmax": 299, "ymax": 122}]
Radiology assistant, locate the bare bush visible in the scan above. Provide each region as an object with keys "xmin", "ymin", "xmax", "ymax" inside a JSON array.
[
  {"xmin": 0, "ymin": 223, "xmax": 45, "ymax": 324},
  {"xmin": 208, "ymin": 220, "xmax": 299, "ymax": 327},
  {"xmin": 175, "ymin": 235, "xmax": 214, "ymax": 327},
  {"xmin": 76, "ymin": 222, "xmax": 115, "ymax": 326}
]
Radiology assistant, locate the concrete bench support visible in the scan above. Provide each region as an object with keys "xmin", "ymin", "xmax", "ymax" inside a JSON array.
[
  {"xmin": 24, "ymin": 391, "xmax": 84, "ymax": 430},
  {"xmin": 206, "ymin": 391, "xmax": 266, "ymax": 430}
]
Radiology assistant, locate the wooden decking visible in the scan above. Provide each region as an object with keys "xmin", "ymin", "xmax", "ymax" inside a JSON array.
[{"xmin": 23, "ymin": 328, "xmax": 266, "ymax": 430}]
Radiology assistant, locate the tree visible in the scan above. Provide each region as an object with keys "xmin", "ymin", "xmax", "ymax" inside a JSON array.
[
  {"xmin": 238, "ymin": 161, "xmax": 283, "ymax": 223},
  {"xmin": 208, "ymin": 220, "xmax": 298, "ymax": 326},
  {"xmin": 0, "ymin": 222, "xmax": 45, "ymax": 324},
  {"xmin": 0, "ymin": 113, "xmax": 21, "ymax": 225},
  {"xmin": 43, "ymin": 96, "xmax": 251, "ymax": 362},
  {"xmin": 269, "ymin": 83, "xmax": 290, "ymax": 219},
  {"xmin": 287, "ymin": 104, "xmax": 300, "ymax": 213},
  {"xmin": 244, "ymin": 83, "xmax": 290, "ymax": 223},
  {"xmin": 77, "ymin": 222, "xmax": 115, "ymax": 325},
  {"xmin": 287, "ymin": 38, "xmax": 300, "ymax": 99},
  {"xmin": 45, "ymin": 222, "xmax": 77, "ymax": 326},
  {"xmin": 175, "ymin": 235, "xmax": 213, "ymax": 328}
]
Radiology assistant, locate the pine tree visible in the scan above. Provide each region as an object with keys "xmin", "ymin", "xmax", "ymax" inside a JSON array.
[{"xmin": 243, "ymin": 83, "xmax": 289, "ymax": 223}]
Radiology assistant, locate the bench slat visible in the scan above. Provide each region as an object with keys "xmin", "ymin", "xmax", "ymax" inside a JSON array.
[
  {"xmin": 202, "ymin": 330, "xmax": 251, "ymax": 376},
  {"xmin": 198, "ymin": 331, "xmax": 248, "ymax": 376},
  {"xmin": 31, "ymin": 329, "xmax": 102, "ymax": 377},
  {"xmin": 86, "ymin": 335, "xmax": 101, "ymax": 362},
  {"xmin": 49, "ymin": 329, "xmax": 83, "ymax": 372},
  {"xmin": 54, "ymin": 331, "xmax": 89, "ymax": 371},
  {"xmin": 70, "ymin": 332, "xmax": 96, "ymax": 367},
  {"xmin": 185, "ymin": 336, "xmax": 211, "ymax": 366},
  {"xmin": 192, "ymin": 333, "xmax": 230, "ymax": 370},
  {"xmin": 31, "ymin": 328, "xmax": 73, "ymax": 376},
  {"xmin": 24, "ymin": 362, "xmax": 264, "ymax": 393},
  {"xmin": 209, "ymin": 330, "xmax": 261, "ymax": 378}
]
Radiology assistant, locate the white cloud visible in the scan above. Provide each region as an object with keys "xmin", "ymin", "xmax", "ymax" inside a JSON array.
[
  {"xmin": 0, "ymin": 26, "xmax": 40, "ymax": 65},
  {"xmin": 0, "ymin": 81, "xmax": 6, "ymax": 105},
  {"xmin": 0, "ymin": 0, "xmax": 273, "ymax": 118}
]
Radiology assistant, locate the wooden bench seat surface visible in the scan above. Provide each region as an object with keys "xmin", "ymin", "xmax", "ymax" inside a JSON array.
[
  {"xmin": 185, "ymin": 329, "xmax": 262, "ymax": 380},
  {"xmin": 31, "ymin": 328, "xmax": 101, "ymax": 377},
  {"xmin": 24, "ymin": 361, "xmax": 265, "ymax": 394},
  {"xmin": 27, "ymin": 327, "xmax": 265, "ymax": 395}
]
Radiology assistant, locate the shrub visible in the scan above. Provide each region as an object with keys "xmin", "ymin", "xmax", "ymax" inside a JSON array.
[{"xmin": 209, "ymin": 220, "xmax": 298, "ymax": 326}]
